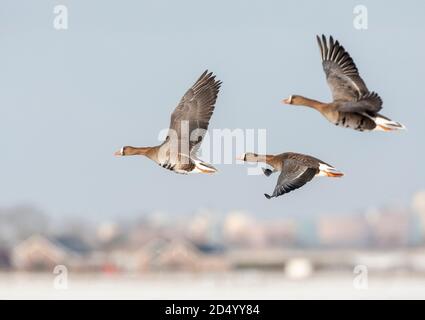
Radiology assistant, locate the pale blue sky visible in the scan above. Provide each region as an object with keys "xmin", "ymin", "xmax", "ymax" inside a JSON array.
[{"xmin": 1, "ymin": 0, "xmax": 424, "ymax": 219}]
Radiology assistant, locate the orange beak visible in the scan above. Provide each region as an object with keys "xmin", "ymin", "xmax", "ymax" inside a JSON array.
[
  {"xmin": 114, "ymin": 149, "xmax": 123, "ymax": 156},
  {"xmin": 282, "ymin": 95, "xmax": 293, "ymax": 104}
]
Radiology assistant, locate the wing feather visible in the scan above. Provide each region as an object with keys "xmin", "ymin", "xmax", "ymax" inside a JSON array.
[
  {"xmin": 338, "ymin": 91, "xmax": 383, "ymax": 113},
  {"xmin": 265, "ymin": 160, "xmax": 318, "ymax": 199},
  {"xmin": 166, "ymin": 70, "xmax": 222, "ymax": 155},
  {"xmin": 317, "ymin": 35, "xmax": 369, "ymax": 102}
]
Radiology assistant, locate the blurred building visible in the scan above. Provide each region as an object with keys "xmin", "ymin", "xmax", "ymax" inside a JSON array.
[
  {"xmin": 223, "ymin": 211, "xmax": 266, "ymax": 247},
  {"xmin": 109, "ymin": 237, "xmax": 228, "ymax": 273},
  {"xmin": 0, "ymin": 248, "xmax": 11, "ymax": 270},
  {"xmin": 187, "ymin": 210, "xmax": 221, "ymax": 245},
  {"xmin": 96, "ymin": 222, "xmax": 121, "ymax": 243},
  {"xmin": 11, "ymin": 234, "xmax": 91, "ymax": 271},
  {"xmin": 2, "ymin": 190, "xmax": 425, "ymax": 274},
  {"xmin": 0, "ymin": 205, "xmax": 48, "ymax": 247},
  {"xmin": 413, "ymin": 190, "xmax": 425, "ymax": 239},
  {"xmin": 318, "ymin": 215, "xmax": 369, "ymax": 247},
  {"xmin": 366, "ymin": 209, "xmax": 410, "ymax": 247},
  {"xmin": 262, "ymin": 219, "xmax": 297, "ymax": 247},
  {"xmin": 12, "ymin": 235, "xmax": 71, "ymax": 271}
]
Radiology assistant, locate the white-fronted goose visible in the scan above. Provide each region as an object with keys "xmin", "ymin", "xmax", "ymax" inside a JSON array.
[
  {"xmin": 283, "ymin": 35, "xmax": 405, "ymax": 132},
  {"xmin": 114, "ymin": 70, "xmax": 222, "ymax": 174},
  {"xmin": 237, "ymin": 152, "xmax": 343, "ymax": 199}
]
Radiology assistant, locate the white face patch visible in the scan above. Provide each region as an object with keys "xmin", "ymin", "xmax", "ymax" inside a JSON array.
[
  {"xmin": 120, "ymin": 147, "xmax": 124, "ymax": 155},
  {"xmin": 288, "ymin": 95, "xmax": 293, "ymax": 104},
  {"xmin": 236, "ymin": 153, "xmax": 246, "ymax": 161}
]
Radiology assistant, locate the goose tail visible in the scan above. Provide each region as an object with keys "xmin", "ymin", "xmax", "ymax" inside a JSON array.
[
  {"xmin": 374, "ymin": 115, "xmax": 406, "ymax": 132},
  {"xmin": 192, "ymin": 159, "xmax": 217, "ymax": 174},
  {"xmin": 318, "ymin": 163, "xmax": 344, "ymax": 178}
]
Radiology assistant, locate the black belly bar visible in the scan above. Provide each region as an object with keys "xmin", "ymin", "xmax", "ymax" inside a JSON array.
[{"xmin": 160, "ymin": 162, "xmax": 176, "ymax": 171}]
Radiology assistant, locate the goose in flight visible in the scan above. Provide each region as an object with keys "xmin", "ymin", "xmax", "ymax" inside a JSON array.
[
  {"xmin": 114, "ymin": 70, "xmax": 222, "ymax": 174},
  {"xmin": 237, "ymin": 152, "xmax": 343, "ymax": 199},
  {"xmin": 283, "ymin": 35, "xmax": 405, "ymax": 132}
]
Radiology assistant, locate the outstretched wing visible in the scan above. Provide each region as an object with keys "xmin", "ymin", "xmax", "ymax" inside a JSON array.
[
  {"xmin": 166, "ymin": 70, "xmax": 222, "ymax": 155},
  {"xmin": 317, "ymin": 35, "xmax": 369, "ymax": 102},
  {"xmin": 265, "ymin": 160, "xmax": 318, "ymax": 199},
  {"xmin": 338, "ymin": 91, "xmax": 383, "ymax": 114}
]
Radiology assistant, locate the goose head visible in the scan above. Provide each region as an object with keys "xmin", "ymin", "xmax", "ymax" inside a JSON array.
[
  {"xmin": 114, "ymin": 146, "xmax": 131, "ymax": 156},
  {"xmin": 282, "ymin": 95, "xmax": 293, "ymax": 105},
  {"xmin": 283, "ymin": 95, "xmax": 313, "ymax": 106},
  {"xmin": 284, "ymin": 94, "xmax": 311, "ymax": 105}
]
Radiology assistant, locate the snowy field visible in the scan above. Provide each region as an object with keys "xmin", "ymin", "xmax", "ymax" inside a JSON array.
[{"xmin": 1, "ymin": 272, "xmax": 424, "ymax": 300}]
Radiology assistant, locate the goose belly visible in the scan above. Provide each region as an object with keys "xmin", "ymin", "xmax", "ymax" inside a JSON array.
[
  {"xmin": 333, "ymin": 112, "xmax": 376, "ymax": 132},
  {"xmin": 157, "ymin": 151, "xmax": 195, "ymax": 174},
  {"xmin": 158, "ymin": 160, "xmax": 195, "ymax": 174}
]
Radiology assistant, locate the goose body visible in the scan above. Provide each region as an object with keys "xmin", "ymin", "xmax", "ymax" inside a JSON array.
[
  {"xmin": 283, "ymin": 35, "xmax": 405, "ymax": 132},
  {"xmin": 237, "ymin": 152, "xmax": 343, "ymax": 199},
  {"xmin": 114, "ymin": 70, "xmax": 222, "ymax": 174}
]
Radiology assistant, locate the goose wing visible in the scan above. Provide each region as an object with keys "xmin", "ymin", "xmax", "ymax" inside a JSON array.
[
  {"xmin": 166, "ymin": 70, "xmax": 222, "ymax": 156},
  {"xmin": 317, "ymin": 35, "xmax": 370, "ymax": 103},
  {"xmin": 337, "ymin": 91, "xmax": 383, "ymax": 114},
  {"xmin": 265, "ymin": 160, "xmax": 318, "ymax": 199}
]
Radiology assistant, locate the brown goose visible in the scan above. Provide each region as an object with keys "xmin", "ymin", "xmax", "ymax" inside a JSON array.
[
  {"xmin": 114, "ymin": 70, "xmax": 222, "ymax": 174},
  {"xmin": 283, "ymin": 35, "xmax": 405, "ymax": 132},
  {"xmin": 237, "ymin": 152, "xmax": 343, "ymax": 199}
]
